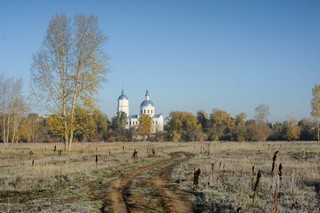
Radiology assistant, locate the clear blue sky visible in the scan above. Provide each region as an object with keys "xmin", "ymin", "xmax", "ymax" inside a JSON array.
[{"xmin": 1, "ymin": 0, "xmax": 319, "ymax": 123}]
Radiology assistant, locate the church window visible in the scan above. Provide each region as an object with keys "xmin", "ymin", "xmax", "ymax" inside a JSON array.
[
  {"xmin": 144, "ymin": 109, "xmax": 146, "ymax": 114},
  {"xmin": 156, "ymin": 121, "xmax": 158, "ymax": 124},
  {"xmin": 148, "ymin": 109, "xmax": 149, "ymax": 113}
]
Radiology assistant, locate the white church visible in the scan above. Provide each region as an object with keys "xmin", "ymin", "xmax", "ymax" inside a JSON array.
[{"xmin": 117, "ymin": 90, "xmax": 164, "ymax": 133}]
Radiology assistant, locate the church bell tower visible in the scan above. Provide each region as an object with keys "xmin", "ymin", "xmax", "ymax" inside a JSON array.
[{"xmin": 117, "ymin": 90, "xmax": 129, "ymax": 116}]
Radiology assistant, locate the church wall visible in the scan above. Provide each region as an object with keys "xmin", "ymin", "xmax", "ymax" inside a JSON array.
[
  {"xmin": 118, "ymin": 99, "xmax": 129, "ymax": 115},
  {"xmin": 141, "ymin": 105, "xmax": 155, "ymax": 117}
]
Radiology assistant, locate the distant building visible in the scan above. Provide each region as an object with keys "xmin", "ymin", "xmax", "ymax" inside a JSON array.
[{"xmin": 117, "ymin": 90, "xmax": 164, "ymax": 132}]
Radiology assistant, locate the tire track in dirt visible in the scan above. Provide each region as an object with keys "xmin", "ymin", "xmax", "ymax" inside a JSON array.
[
  {"xmin": 104, "ymin": 152, "xmax": 193, "ymax": 213},
  {"xmin": 104, "ymin": 163, "xmax": 160, "ymax": 212},
  {"xmin": 150, "ymin": 153, "xmax": 193, "ymax": 213},
  {"xmin": 147, "ymin": 153, "xmax": 193, "ymax": 213}
]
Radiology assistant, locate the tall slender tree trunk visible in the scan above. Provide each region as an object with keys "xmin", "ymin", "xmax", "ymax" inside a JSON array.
[
  {"xmin": 31, "ymin": 120, "xmax": 35, "ymax": 143},
  {"xmin": 64, "ymin": 119, "xmax": 69, "ymax": 151},
  {"xmin": 6, "ymin": 113, "xmax": 10, "ymax": 143},
  {"xmin": 62, "ymin": 83, "xmax": 68, "ymax": 150},
  {"xmin": 67, "ymin": 58, "xmax": 82, "ymax": 151},
  {"xmin": 11, "ymin": 118, "xmax": 16, "ymax": 144},
  {"xmin": 2, "ymin": 113, "xmax": 6, "ymax": 144},
  {"xmin": 68, "ymin": 131, "xmax": 74, "ymax": 151},
  {"xmin": 67, "ymin": 97, "xmax": 77, "ymax": 151}
]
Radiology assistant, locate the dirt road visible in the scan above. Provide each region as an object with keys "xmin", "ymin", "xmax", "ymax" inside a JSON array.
[
  {"xmin": 0, "ymin": 151, "xmax": 194, "ymax": 212},
  {"xmin": 104, "ymin": 152, "xmax": 193, "ymax": 213}
]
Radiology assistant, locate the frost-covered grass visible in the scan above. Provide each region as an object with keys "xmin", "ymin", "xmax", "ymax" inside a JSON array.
[
  {"xmin": 1, "ymin": 141, "xmax": 319, "ymax": 212},
  {"xmin": 172, "ymin": 141, "xmax": 320, "ymax": 212},
  {"xmin": 0, "ymin": 142, "xmax": 179, "ymax": 212}
]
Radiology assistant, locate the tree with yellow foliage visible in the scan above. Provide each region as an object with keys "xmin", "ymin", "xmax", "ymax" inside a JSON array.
[
  {"xmin": 166, "ymin": 111, "xmax": 203, "ymax": 141},
  {"xmin": 209, "ymin": 109, "xmax": 234, "ymax": 140},
  {"xmin": 138, "ymin": 114, "xmax": 152, "ymax": 140},
  {"xmin": 286, "ymin": 119, "xmax": 301, "ymax": 141},
  {"xmin": 31, "ymin": 14, "xmax": 108, "ymax": 150}
]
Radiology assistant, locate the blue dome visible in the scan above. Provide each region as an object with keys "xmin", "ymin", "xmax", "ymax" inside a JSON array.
[
  {"xmin": 140, "ymin": 100, "xmax": 154, "ymax": 107},
  {"xmin": 118, "ymin": 90, "xmax": 128, "ymax": 100}
]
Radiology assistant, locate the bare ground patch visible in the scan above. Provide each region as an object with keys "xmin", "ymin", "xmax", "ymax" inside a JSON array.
[{"xmin": 104, "ymin": 152, "xmax": 194, "ymax": 213}]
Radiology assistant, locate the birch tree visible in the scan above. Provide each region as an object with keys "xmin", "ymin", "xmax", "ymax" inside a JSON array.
[
  {"xmin": 0, "ymin": 74, "xmax": 8, "ymax": 143},
  {"xmin": 11, "ymin": 94, "xmax": 29, "ymax": 143},
  {"xmin": 31, "ymin": 14, "xmax": 108, "ymax": 150},
  {"xmin": 311, "ymin": 84, "xmax": 320, "ymax": 141},
  {"xmin": 252, "ymin": 103, "xmax": 271, "ymax": 141},
  {"xmin": 254, "ymin": 103, "xmax": 269, "ymax": 124},
  {"xmin": 0, "ymin": 76, "xmax": 27, "ymax": 143}
]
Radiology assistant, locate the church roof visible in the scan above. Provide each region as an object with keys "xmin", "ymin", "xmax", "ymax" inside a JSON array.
[
  {"xmin": 118, "ymin": 90, "xmax": 128, "ymax": 100},
  {"xmin": 140, "ymin": 100, "xmax": 154, "ymax": 107},
  {"xmin": 141, "ymin": 90, "xmax": 154, "ymax": 107},
  {"xmin": 129, "ymin": 114, "xmax": 162, "ymax": 119},
  {"xmin": 153, "ymin": 114, "xmax": 163, "ymax": 118},
  {"xmin": 129, "ymin": 114, "xmax": 139, "ymax": 119}
]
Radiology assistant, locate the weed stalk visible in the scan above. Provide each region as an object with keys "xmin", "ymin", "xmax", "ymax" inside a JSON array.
[
  {"xmin": 252, "ymin": 170, "xmax": 261, "ymax": 203},
  {"xmin": 251, "ymin": 165, "xmax": 255, "ymax": 190},
  {"xmin": 271, "ymin": 151, "xmax": 279, "ymax": 176}
]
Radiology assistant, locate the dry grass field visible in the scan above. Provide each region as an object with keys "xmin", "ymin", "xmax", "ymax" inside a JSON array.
[
  {"xmin": 0, "ymin": 141, "xmax": 319, "ymax": 212},
  {"xmin": 172, "ymin": 142, "xmax": 320, "ymax": 212}
]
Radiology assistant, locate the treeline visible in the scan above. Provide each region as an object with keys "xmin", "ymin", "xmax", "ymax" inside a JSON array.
[
  {"xmin": 166, "ymin": 110, "xmax": 315, "ymax": 142},
  {"xmin": 0, "ymin": 108, "xmax": 110, "ymax": 143},
  {"xmin": 0, "ymin": 107, "xmax": 317, "ymax": 143},
  {"xmin": 109, "ymin": 105, "xmax": 317, "ymax": 142}
]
